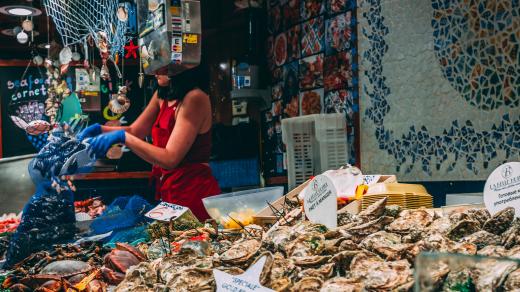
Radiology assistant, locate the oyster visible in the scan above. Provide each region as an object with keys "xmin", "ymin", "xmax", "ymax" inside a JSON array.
[
  {"xmin": 358, "ymin": 197, "xmax": 387, "ymax": 222},
  {"xmin": 472, "ymin": 259, "xmax": 518, "ymax": 291},
  {"xmin": 446, "ymin": 219, "xmax": 481, "ymax": 241},
  {"xmin": 323, "ymin": 238, "xmax": 345, "ymax": 254},
  {"xmin": 461, "ymin": 230, "xmax": 502, "ymax": 249},
  {"xmin": 320, "ymin": 277, "xmax": 363, "ymax": 292},
  {"xmin": 466, "ymin": 208, "xmax": 491, "ymax": 226},
  {"xmin": 166, "ymin": 268, "xmax": 214, "ymax": 291},
  {"xmin": 417, "ymin": 261, "xmax": 450, "ymax": 292},
  {"xmin": 385, "ymin": 205, "xmax": 402, "ymax": 218},
  {"xmin": 350, "ymin": 252, "xmax": 412, "ymax": 290},
  {"xmin": 346, "ymin": 216, "xmax": 394, "ymax": 242},
  {"xmin": 291, "ymin": 276, "xmax": 323, "ymax": 292},
  {"xmin": 330, "ymin": 250, "xmax": 364, "ymax": 276},
  {"xmin": 483, "ymin": 207, "xmax": 515, "ymax": 235},
  {"xmin": 297, "ymin": 263, "xmax": 334, "ymax": 280},
  {"xmin": 337, "ymin": 209, "xmax": 358, "ymax": 226},
  {"xmin": 427, "ymin": 217, "xmax": 454, "ymax": 235},
  {"xmin": 271, "ymin": 278, "xmax": 292, "ymax": 291},
  {"xmin": 264, "ymin": 226, "xmax": 293, "ymax": 252},
  {"xmin": 220, "ymin": 239, "xmax": 261, "ymax": 266},
  {"xmin": 386, "ymin": 209, "xmax": 434, "ymax": 234},
  {"xmin": 261, "ymin": 252, "xmax": 298, "ymax": 288},
  {"xmin": 285, "ymin": 232, "xmax": 326, "ymax": 257},
  {"xmin": 360, "ymin": 231, "xmax": 411, "ymax": 260},
  {"xmin": 504, "ymin": 268, "xmax": 520, "ymax": 291},
  {"xmin": 292, "ymin": 256, "xmax": 331, "ymax": 267},
  {"xmin": 115, "ymin": 262, "xmax": 157, "ymax": 292},
  {"xmin": 503, "ymin": 219, "xmax": 520, "ymax": 249},
  {"xmin": 338, "ymin": 239, "xmax": 359, "ymax": 251},
  {"xmin": 477, "ymin": 245, "xmax": 508, "ymax": 257}
]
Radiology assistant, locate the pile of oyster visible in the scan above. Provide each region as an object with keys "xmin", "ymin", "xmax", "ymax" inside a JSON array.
[{"xmin": 116, "ymin": 198, "xmax": 520, "ymax": 291}]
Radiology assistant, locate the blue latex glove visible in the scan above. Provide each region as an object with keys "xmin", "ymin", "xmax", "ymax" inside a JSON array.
[
  {"xmin": 87, "ymin": 130, "xmax": 126, "ymax": 158},
  {"xmin": 77, "ymin": 123, "xmax": 102, "ymax": 141}
]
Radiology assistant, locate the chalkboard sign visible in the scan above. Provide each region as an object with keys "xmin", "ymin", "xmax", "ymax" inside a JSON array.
[
  {"xmin": 0, "ymin": 63, "xmax": 151, "ymax": 158},
  {"xmin": 0, "ymin": 66, "xmax": 49, "ymax": 157}
]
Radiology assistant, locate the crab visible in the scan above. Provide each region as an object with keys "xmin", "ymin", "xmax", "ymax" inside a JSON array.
[{"xmin": 102, "ymin": 243, "xmax": 147, "ymax": 285}]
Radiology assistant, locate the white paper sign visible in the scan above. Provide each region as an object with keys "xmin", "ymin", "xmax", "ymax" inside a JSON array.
[
  {"xmin": 145, "ymin": 202, "xmax": 188, "ymax": 221},
  {"xmin": 303, "ymin": 175, "xmax": 338, "ymax": 228},
  {"xmin": 484, "ymin": 162, "xmax": 520, "ymax": 216},
  {"xmin": 363, "ymin": 175, "xmax": 382, "ymax": 185},
  {"xmin": 214, "ymin": 256, "xmax": 274, "ymax": 292}
]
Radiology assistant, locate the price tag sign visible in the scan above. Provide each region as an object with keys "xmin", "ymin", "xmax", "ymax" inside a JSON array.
[
  {"xmin": 214, "ymin": 256, "xmax": 274, "ymax": 292},
  {"xmin": 303, "ymin": 175, "xmax": 338, "ymax": 229},
  {"xmin": 145, "ymin": 202, "xmax": 189, "ymax": 221},
  {"xmin": 484, "ymin": 162, "xmax": 520, "ymax": 216}
]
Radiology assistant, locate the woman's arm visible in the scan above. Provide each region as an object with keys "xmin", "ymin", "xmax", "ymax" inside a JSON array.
[
  {"xmin": 124, "ymin": 89, "xmax": 210, "ymax": 169},
  {"xmin": 100, "ymin": 91, "xmax": 161, "ymax": 139}
]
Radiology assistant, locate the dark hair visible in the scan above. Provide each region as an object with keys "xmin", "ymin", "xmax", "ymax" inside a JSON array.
[{"xmin": 157, "ymin": 63, "xmax": 209, "ymax": 101}]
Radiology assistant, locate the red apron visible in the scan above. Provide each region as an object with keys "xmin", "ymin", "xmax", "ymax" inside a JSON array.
[{"xmin": 151, "ymin": 100, "xmax": 221, "ymax": 221}]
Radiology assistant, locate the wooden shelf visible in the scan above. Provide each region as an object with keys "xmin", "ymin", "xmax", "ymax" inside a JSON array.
[{"xmin": 68, "ymin": 171, "xmax": 151, "ymax": 181}]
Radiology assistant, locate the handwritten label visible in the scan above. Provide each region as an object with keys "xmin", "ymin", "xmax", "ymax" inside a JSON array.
[
  {"xmin": 303, "ymin": 175, "xmax": 337, "ymax": 228},
  {"xmin": 484, "ymin": 162, "xmax": 520, "ymax": 216},
  {"xmin": 145, "ymin": 202, "xmax": 188, "ymax": 221},
  {"xmin": 214, "ymin": 256, "xmax": 274, "ymax": 292},
  {"xmin": 363, "ymin": 175, "xmax": 382, "ymax": 185}
]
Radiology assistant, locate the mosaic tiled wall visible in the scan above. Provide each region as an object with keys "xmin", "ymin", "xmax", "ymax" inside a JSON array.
[
  {"xmin": 358, "ymin": 0, "xmax": 520, "ymax": 181},
  {"xmin": 263, "ymin": 0, "xmax": 359, "ymax": 178}
]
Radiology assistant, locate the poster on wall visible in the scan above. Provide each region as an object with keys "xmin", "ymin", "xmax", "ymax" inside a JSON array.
[
  {"xmin": 299, "ymin": 54, "xmax": 324, "ymax": 90},
  {"xmin": 325, "ymin": 11, "xmax": 352, "ymax": 55},
  {"xmin": 327, "ymin": 0, "xmax": 350, "ymax": 15},
  {"xmin": 286, "ymin": 25, "xmax": 301, "ymax": 62},
  {"xmin": 324, "ymin": 89, "xmax": 355, "ymax": 121},
  {"xmin": 300, "ymin": 88, "xmax": 324, "ymax": 115},
  {"xmin": 283, "ymin": 0, "xmax": 301, "ymax": 29},
  {"xmin": 283, "ymin": 61, "xmax": 299, "ymax": 101},
  {"xmin": 274, "ymin": 32, "xmax": 288, "ymax": 66},
  {"xmin": 268, "ymin": 5, "xmax": 282, "ymax": 33},
  {"xmin": 324, "ymin": 51, "xmax": 352, "ymax": 90},
  {"xmin": 301, "ymin": 17, "xmax": 325, "ymax": 57},
  {"xmin": 301, "ymin": 0, "xmax": 325, "ymax": 21}
]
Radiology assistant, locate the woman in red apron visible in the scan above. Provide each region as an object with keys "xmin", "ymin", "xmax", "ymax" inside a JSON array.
[{"xmin": 78, "ymin": 66, "xmax": 221, "ymax": 220}]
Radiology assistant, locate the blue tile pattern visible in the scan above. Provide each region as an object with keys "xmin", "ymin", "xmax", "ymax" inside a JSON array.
[{"xmin": 361, "ymin": 0, "xmax": 520, "ymax": 175}]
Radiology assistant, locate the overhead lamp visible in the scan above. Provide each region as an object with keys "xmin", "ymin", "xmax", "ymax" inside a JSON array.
[{"xmin": 0, "ymin": 6, "xmax": 42, "ymax": 17}]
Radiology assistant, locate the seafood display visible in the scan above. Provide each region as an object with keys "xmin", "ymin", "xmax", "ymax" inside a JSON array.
[{"xmin": 300, "ymin": 89, "xmax": 323, "ymax": 115}]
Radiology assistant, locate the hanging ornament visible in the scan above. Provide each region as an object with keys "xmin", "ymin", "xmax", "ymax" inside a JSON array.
[
  {"xmin": 22, "ymin": 19, "xmax": 33, "ymax": 32},
  {"xmin": 83, "ymin": 39, "xmax": 89, "ymax": 69},
  {"xmin": 124, "ymin": 40, "xmax": 139, "ymax": 59},
  {"xmin": 117, "ymin": 3, "xmax": 129, "ymax": 22},
  {"xmin": 16, "ymin": 31, "xmax": 29, "ymax": 44},
  {"xmin": 33, "ymin": 55, "xmax": 43, "ymax": 66},
  {"xmin": 109, "ymin": 87, "xmax": 131, "ymax": 114},
  {"xmin": 71, "ymin": 46, "xmax": 81, "ymax": 61},
  {"xmin": 59, "ymin": 47, "xmax": 73, "ymax": 65},
  {"xmin": 97, "ymin": 31, "xmax": 109, "ymax": 54},
  {"xmin": 100, "ymin": 63, "xmax": 110, "ymax": 81}
]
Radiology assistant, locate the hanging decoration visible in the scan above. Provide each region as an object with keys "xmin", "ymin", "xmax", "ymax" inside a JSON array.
[{"xmin": 124, "ymin": 40, "xmax": 139, "ymax": 59}]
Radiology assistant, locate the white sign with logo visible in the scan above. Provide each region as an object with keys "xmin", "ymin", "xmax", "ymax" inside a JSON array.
[
  {"xmin": 303, "ymin": 174, "xmax": 338, "ymax": 229},
  {"xmin": 484, "ymin": 162, "xmax": 520, "ymax": 216},
  {"xmin": 214, "ymin": 256, "xmax": 274, "ymax": 292},
  {"xmin": 145, "ymin": 202, "xmax": 189, "ymax": 221}
]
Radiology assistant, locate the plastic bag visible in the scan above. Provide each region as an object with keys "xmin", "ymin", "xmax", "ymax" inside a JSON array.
[{"xmin": 3, "ymin": 182, "xmax": 76, "ymax": 268}]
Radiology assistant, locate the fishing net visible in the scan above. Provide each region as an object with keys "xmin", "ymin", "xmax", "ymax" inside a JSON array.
[
  {"xmin": 3, "ymin": 182, "xmax": 76, "ymax": 268},
  {"xmin": 43, "ymin": 0, "xmax": 130, "ymax": 57}
]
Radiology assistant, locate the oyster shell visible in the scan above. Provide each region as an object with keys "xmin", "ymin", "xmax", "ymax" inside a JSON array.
[
  {"xmin": 346, "ymin": 216, "xmax": 394, "ymax": 242},
  {"xmin": 297, "ymin": 263, "xmax": 334, "ymax": 280},
  {"xmin": 360, "ymin": 231, "xmax": 411, "ymax": 260},
  {"xmin": 446, "ymin": 219, "xmax": 481, "ymax": 241},
  {"xmin": 261, "ymin": 252, "xmax": 298, "ymax": 288},
  {"xmin": 271, "ymin": 278, "xmax": 292, "ymax": 291},
  {"xmin": 385, "ymin": 205, "xmax": 402, "ymax": 218},
  {"xmin": 461, "ymin": 230, "xmax": 502, "ymax": 249},
  {"xmin": 165, "ymin": 267, "xmax": 214, "ymax": 291},
  {"xmin": 291, "ymin": 276, "xmax": 323, "ymax": 292},
  {"xmin": 417, "ymin": 261, "xmax": 450, "ymax": 292},
  {"xmin": 337, "ymin": 209, "xmax": 359, "ymax": 226},
  {"xmin": 220, "ymin": 239, "xmax": 261, "ymax": 266},
  {"xmin": 358, "ymin": 197, "xmax": 387, "ymax": 222},
  {"xmin": 504, "ymin": 268, "xmax": 520, "ymax": 291},
  {"xmin": 350, "ymin": 252, "xmax": 412, "ymax": 290},
  {"xmin": 264, "ymin": 226, "xmax": 293, "ymax": 252},
  {"xmin": 472, "ymin": 259, "xmax": 518, "ymax": 291},
  {"xmin": 483, "ymin": 207, "xmax": 515, "ymax": 235},
  {"xmin": 466, "ymin": 208, "xmax": 491, "ymax": 226},
  {"xmin": 503, "ymin": 219, "xmax": 520, "ymax": 249},
  {"xmin": 427, "ymin": 217, "xmax": 454, "ymax": 235},
  {"xmin": 115, "ymin": 262, "xmax": 157, "ymax": 292},
  {"xmin": 441, "ymin": 268, "xmax": 473, "ymax": 292},
  {"xmin": 386, "ymin": 209, "xmax": 434, "ymax": 234},
  {"xmin": 285, "ymin": 232, "xmax": 326, "ymax": 257},
  {"xmin": 477, "ymin": 245, "xmax": 508, "ymax": 257},
  {"xmin": 292, "ymin": 256, "xmax": 331, "ymax": 267},
  {"xmin": 320, "ymin": 277, "xmax": 363, "ymax": 292}
]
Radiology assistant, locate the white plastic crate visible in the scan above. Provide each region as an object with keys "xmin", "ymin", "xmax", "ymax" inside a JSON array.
[{"xmin": 282, "ymin": 114, "xmax": 348, "ymax": 190}]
